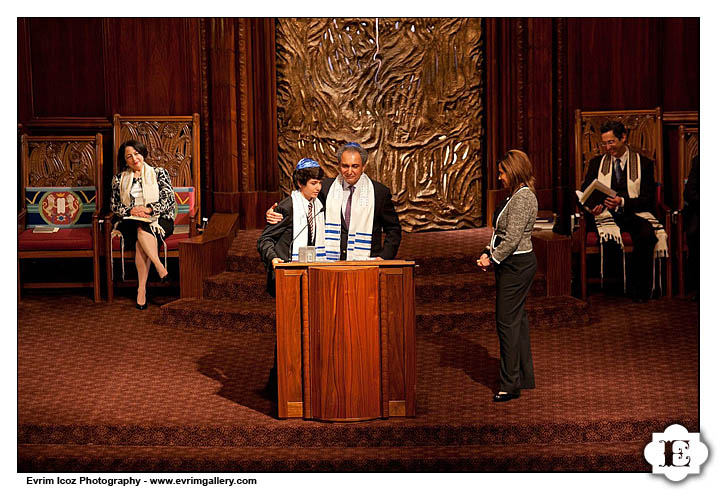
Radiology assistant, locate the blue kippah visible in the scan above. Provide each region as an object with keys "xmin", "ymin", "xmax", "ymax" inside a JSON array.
[
  {"xmin": 345, "ymin": 142, "xmax": 362, "ymax": 149},
  {"xmin": 295, "ymin": 158, "xmax": 320, "ymax": 170}
]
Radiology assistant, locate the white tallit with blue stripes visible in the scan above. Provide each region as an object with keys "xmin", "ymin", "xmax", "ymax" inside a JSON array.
[
  {"xmin": 290, "ymin": 190, "xmax": 325, "ymax": 261},
  {"xmin": 324, "ymin": 173, "xmax": 374, "ymax": 261}
]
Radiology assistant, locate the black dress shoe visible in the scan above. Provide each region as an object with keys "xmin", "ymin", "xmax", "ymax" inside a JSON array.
[
  {"xmin": 136, "ymin": 302, "xmax": 148, "ymax": 311},
  {"xmin": 493, "ymin": 392, "xmax": 520, "ymax": 403}
]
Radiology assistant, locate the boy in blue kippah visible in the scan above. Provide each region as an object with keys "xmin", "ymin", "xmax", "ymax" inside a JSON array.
[
  {"xmin": 258, "ymin": 158, "xmax": 326, "ymax": 296},
  {"xmin": 257, "ymin": 158, "xmax": 325, "ymax": 398}
]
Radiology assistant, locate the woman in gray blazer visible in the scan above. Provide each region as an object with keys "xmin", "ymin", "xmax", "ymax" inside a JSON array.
[{"xmin": 477, "ymin": 150, "xmax": 538, "ymax": 402}]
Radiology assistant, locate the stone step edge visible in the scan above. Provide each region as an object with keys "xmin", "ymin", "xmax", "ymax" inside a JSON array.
[
  {"xmin": 19, "ymin": 417, "xmax": 682, "ymax": 446},
  {"xmin": 160, "ymin": 296, "xmax": 586, "ymax": 315},
  {"xmin": 18, "ymin": 440, "xmax": 648, "ymax": 456},
  {"xmin": 18, "ymin": 441, "xmax": 651, "ymax": 471}
]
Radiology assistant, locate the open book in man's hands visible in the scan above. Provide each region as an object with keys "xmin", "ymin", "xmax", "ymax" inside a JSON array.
[{"xmin": 575, "ymin": 179, "xmax": 617, "ymax": 210}]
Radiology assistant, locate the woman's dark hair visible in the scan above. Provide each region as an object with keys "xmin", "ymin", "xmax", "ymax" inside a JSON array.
[
  {"xmin": 292, "ymin": 165, "xmax": 324, "ymax": 189},
  {"xmin": 118, "ymin": 140, "xmax": 149, "ymax": 168}
]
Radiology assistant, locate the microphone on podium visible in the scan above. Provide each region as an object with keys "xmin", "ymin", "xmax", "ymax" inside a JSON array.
[{"xmin": 288, "ymin": 202, "xmax": 323, "ymax": 262}]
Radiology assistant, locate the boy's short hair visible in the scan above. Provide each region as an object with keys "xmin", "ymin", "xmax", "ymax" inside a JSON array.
[{"xmin": 293, "ymin": 165, "xmax": 324, "ymax": 189}]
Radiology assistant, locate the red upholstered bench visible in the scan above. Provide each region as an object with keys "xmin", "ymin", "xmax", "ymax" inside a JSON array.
[{"xmin": 19, "ymin": 228, "xmax": 94, "ymax": 251}]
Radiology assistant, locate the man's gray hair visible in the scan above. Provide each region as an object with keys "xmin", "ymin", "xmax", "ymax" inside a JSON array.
[{"xmin": 336, "ymin": 142, "xmax": 368, "ymax": 165}]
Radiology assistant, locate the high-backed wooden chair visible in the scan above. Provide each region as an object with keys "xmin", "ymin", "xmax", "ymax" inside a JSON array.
[
  {"xmin": 676, "ymin": 125, "xmax": 699, "ymax": 296},
  {"xmin": 18, "ymin": 134, "xmax": 103, "ymax": 302},
  {"xmin": 105, "ymin": 114, "xmax": 201, "ymax": 302},
  {"xmin": 573, "ymin": 107, "xmax": 671, "ymax": 299}
]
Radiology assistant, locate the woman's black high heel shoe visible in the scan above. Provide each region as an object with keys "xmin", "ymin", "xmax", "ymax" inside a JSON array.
[
  {"xmin": 136, "ymin": 302, "xmax": 148, "ymax": 310},
  {"xmin": 159, "ymin": 272, "xmax": 171, "ymax": 284}
]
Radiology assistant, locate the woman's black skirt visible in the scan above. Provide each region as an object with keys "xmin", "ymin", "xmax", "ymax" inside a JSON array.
[{"xmin": 116, "ymin": 217, "xmax": 174, "ymax": 250}]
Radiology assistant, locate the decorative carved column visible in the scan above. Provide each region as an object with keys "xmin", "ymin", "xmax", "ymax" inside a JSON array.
[
  {"xmin": 486, "ymin": 18, "xmax": 568, "ymax": 224},
  {"xmin": 553, "ymin": 18, "xmax": 571, "ymax": 231},
  {"xmin": 237, "ymin": 18, "xmax": 280, "ymax": 229},
  {"xmin": 207, "ymin": 18, "xmax": 240, "ymax": 214},
  {"xmin": 204, "ymin": 18, "xmax": 279, "ymax": 227}
]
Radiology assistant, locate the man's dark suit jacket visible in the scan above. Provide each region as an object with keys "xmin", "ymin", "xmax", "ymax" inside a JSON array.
[
  {"xmin": 580, "ymin": 153, "xmax": 656, "ymax": 220},
  {"xmin": 318, "ymin": 176, "xmax": 402, "ymax": 260}
]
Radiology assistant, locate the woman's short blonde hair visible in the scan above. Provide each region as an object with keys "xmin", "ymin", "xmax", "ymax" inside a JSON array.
[{"xmin": 499, "ymin": 149, "xmax": 535, "ymax": 194}]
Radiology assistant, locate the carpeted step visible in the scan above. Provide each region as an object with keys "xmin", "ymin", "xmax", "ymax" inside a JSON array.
[
  {"xmin": 412, "ymin": 255, "xmax": 487, "ymax": 276},
  {"xmin": 159, "ymin": 296, "xmax": 587, "ymax": 333},
  {"xmin": 416, "ymin": 296, "xmax": 588, "ymax": 332},
  {"xmin": 18, "ymin": 416, "xmax": 694, "ymax": 453},
  {"xmin": 203, "ymin": 270, "xmax": 546, "ymax": 303},
  {"xmin": 18, "ymin": 440, "xmax": 652, "ymax": 472},
  {"xmin": 226, "ymin": 254, "xmax": 266, "ymax": 274},
  {"xmin": 203, "ymin": 272, "xmax": 271, "ymax": 303},
  {"xmin": 161, "ymin": 298, "xmax": 276, "ymax": 332},
  {"xmin": 414, "ymin": 272, "xmax": 546, "ymax": 302}
]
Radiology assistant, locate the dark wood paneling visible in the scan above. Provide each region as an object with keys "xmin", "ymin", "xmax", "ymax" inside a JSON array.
[
  {"xmin": 235, "ymin": 19, "xmax": 279, "ymax": 227},
  {"xmin": 178, "ymin": 213, "xmax": 239, "ymax": 299},
  {"xmin": 239, "ymin": 191, "xmax": 282, "ymax": 230},
  {"xmin": 662, "ymin": 18, "xmax": 699, "ymax": 111},
  {"xmin": 568, "ymin": 18, "xmax": 660, "ymax": 112},
  {"xmin": 27, "ymin": 18, "xmax": 106, "ymax": 117},
  {"xmin": 17, "ymin": 19, "xmax": 32, "ymax": 123},
  {"xmin": 526, "ymin": 18, "xmax": 554, "ymax": 191},
  {"xmin": 104, "ymin": 18, "xmax": 200, "ymax": 115},
  {"xmin": 532, "ymin": 231, "xmax": 572, "ymax": 296},
  {"xmin": 207, "ymin": 17, "xmax": 239, "ymax": 211},
  {"xmin": 251, "ymin": 18, "xmax": 279, "ymax": 193}
]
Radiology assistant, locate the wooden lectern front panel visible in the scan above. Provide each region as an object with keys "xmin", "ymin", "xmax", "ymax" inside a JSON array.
[
  {"xmin": 309, "ymin": 266, "xmax": 382, "ymax": 421},
  {"xmin": 383, "ymin": 270, "xmax": 406, "ymax": 406},
  {"xmin": 275, "ymin": 269, "xmax": 306, "ymax": 419},
  {"xmin": 381, "ymin": 267, "xmax": 417, "ymax": 417}
]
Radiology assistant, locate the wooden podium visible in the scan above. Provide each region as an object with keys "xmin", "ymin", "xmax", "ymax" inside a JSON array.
[{"xmin": 274, "ymin": 260, "xmax": 416, "ymax": 421}]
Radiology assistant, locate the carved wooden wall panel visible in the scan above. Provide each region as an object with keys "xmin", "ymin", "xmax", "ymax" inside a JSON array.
[
  {"xmin": 26, "ymin": 141, "xmax": 97, "ymax": 187},
  {"xmin": 276, "ymin": 18, "xmax": 484, "ymax": 232}
]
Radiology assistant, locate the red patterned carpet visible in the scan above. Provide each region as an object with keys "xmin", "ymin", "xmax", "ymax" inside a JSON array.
[{"xmin": 17, "ymin": 228, "xmax": 699, "ymax": 472}]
